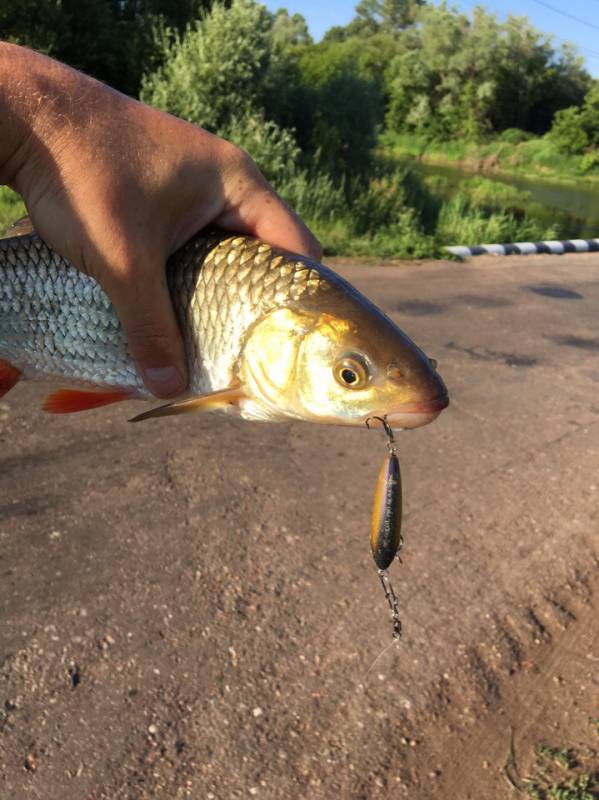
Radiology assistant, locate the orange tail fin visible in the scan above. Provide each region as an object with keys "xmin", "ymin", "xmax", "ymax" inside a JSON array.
[
  {"xmin": 43, "ymin": 388, "xmax": 133, "ymax": 414},
  {"xmin": 0, "ymin": 360, "xmax": 20, "ymax": 398}
]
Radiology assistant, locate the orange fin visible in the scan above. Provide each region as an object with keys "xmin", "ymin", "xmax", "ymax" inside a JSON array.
[
  {"xmin": 0, "ymin": 359, "xmax": 20, "ymax": 398},
  {"xmin": 43, "ymin": 388, "xmax": 133, "ymax": 414},
  {"xmin": 129, "ymin": 386, "xmax": 245, "ymax": 423}
]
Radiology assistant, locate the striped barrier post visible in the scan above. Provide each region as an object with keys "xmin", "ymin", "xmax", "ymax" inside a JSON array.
[{"xmin": 446, "ymin": 239, "xmax": 599, "ymax": 258}]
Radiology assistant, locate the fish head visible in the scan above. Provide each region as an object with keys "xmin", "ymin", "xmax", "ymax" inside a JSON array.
[{"xmin": 237, "ymin": 273, "xmax": 448, "ymax": 429}]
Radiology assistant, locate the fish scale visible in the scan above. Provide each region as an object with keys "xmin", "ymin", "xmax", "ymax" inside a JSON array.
[
  {"xmin": 166, "ymin": 232, "xmax": 328, "ymax": 395},
  {"xmin": 0, "ymin": 228, "xmax": 327, "ymax": 398}
]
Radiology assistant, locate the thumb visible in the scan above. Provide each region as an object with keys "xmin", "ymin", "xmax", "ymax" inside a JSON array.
[{"xmin": 103, "ymin": 261, "xmax": 188, "ymax": 399}]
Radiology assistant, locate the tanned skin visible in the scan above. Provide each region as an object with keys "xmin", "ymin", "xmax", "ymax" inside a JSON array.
[{"xmin": 0, "ymin": 42, "xmax": 321, "ymax": 397}]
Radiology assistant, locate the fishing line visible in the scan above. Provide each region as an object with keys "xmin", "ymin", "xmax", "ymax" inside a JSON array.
[{"xmin": 363, "ymin": 635, "xmax": 401, "ymax": 680}]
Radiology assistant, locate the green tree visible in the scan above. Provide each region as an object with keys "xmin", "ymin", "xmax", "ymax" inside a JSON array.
[
  {"xmin": 549, "ymin": 81, "xmax": 599, "ymax": 153},
  {"xmin": 489, "ymin": 19, "xmax": 588, "ymax": 134},
  {"xmin": 581, "ymin": 82, "xmax": 599, "ymax": 146},
  {"xmin": 385, "ymin": 3, "xmax": 589, "ymax": 140},
  {"xmin": 294, "ymin": 39, "xmax": 384, "ymax": 177},
  {"xmin": 0, "ymin": 0, "xmax": 213, "ymax": 97},
  {"xmin": 386, "ymin": 5, "xmax": 496, "ymax": 140},
  {"xmin": 141, "ymin": 0, "xmax": 273, "ymax": 131},
  {"xmin": 549, "ymin": 107, "xmax": 588, "ymax": 154},
  {"xmin": 141, "ymin": 0, "xmax": 380, "ymax": 180},
  {"xmin": 354, "ymin": 0, "xmax": 425, "ymax": 33},
  {"xmin": 324, "ymin": 0, "xmax": 424, "ymax": 40},
  {"xmin": 271, "ymin": 8, "xmax": 312, "ymax": 48}
]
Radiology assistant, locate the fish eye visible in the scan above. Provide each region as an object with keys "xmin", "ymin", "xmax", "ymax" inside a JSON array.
[{"xmin": 334, "ymin": 355, "xmax": 369, "ymax": 389}]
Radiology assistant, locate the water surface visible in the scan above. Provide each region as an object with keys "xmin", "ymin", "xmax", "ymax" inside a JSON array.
[{"xmin": 411, "ymin": 160, "xmax": 599, "ymax": 239}]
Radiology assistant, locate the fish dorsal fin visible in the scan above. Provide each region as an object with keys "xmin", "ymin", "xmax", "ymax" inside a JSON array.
[{"xmin": 2, "ymin": 215, "xmax": 35, "ymax": 239}]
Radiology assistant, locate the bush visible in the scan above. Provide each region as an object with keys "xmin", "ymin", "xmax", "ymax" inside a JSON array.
[
  {"xmin": 550, "ymin": 107, "xmax": 588, "ymax": 154},
  {"xmin": 581, "ymin": 149, "xmax": 599, "ymax": 173},
  {"xmin": 221, "ymin": 112, "xmax": 300, "ymax": 185},
  {"xmin": 463, "ymin": 176, "xmax": 532, "ymax": 209},
  {"xmin": 437, "ymin": 194, "xmax": 558, "ymax": 245},
  {"xmin": 278, "ymin": 170, "xmax": 346, "ymax": 222},
  {"xmin": 141, "ymin": 0, "xmax": 273, "ymax": 131},
  {"xmin": 498, "ymin": 128, "xmax": 533, "ymax": 144}
]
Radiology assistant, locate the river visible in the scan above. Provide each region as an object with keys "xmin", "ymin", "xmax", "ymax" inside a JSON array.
[{"xmin": 410, "ymin": 160, "xmax": 599, "ymax": 239}]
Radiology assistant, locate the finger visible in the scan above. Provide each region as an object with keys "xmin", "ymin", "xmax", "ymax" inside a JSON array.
[
  {"xmin": 103, "ymin": 263, "xmax": 188, "ymax": 399},
  {"xmin": 240, "ymin": 189, "xmax": 323, "ymax": 261},
  {"xmin": 216, "ymin": 156, "xmax": 323, "ymax": 261}
]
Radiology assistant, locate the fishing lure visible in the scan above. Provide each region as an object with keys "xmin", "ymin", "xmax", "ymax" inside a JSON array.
[{"xmin": 367, "ymin": 416, "xmax": 403, "ymax": 639}]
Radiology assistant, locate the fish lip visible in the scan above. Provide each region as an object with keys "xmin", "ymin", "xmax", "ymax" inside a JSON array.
[
  {"xmin": 379, "ymin": 394, "xmax": 449, "ymax": 430},
  {"xmin": 390, "ymin": 394, "xmax": 450, "ymax": 415}
]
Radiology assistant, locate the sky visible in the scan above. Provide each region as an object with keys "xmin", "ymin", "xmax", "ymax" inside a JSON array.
[{"xmin": 264, "ymin": 0, "xmax": 599, "ymax": 77}]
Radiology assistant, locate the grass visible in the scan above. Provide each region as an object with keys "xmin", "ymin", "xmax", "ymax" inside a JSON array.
[
  {"xmin": 279, "ymin": 164, "xmax": 558, "ymax": 258},
  {"xmin": 522, "ymin": 723, "xmax": 599, "ymax": 800},
  {"xmin": 381, "ymin": 130, "xmax": 599, "ymax": 186}
]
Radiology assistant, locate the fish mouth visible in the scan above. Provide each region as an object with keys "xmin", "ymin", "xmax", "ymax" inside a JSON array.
[{"xmin": 383, "ymin": 394, "xmax": 449, "ymax": 430}]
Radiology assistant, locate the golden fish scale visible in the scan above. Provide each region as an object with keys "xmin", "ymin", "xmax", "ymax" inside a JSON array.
[{"xmin": 168, "ymin": 233, "xmax": 329, "ymax": 393}]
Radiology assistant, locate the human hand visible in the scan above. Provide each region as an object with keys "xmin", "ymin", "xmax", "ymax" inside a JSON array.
[{"xmin": 0, "ymin": 43, "xmax": 321, "ymax": 398}]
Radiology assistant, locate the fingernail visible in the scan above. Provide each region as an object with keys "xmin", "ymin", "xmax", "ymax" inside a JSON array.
[{"xmin": 143, "ymin": 366, "xmax": 185, "ymax": 398}]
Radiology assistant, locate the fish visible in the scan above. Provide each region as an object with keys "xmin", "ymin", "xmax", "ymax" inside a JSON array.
[{"xmin": 0, "ymin": 219, "xmax": 449, "ymax": 428}]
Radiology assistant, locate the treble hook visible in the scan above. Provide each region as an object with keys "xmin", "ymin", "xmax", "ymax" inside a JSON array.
[{"xmin": 365, "ymin": 415, "xmax": 397, "ymax": 453}]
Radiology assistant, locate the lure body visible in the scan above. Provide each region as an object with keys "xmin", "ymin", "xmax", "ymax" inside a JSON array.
[{"xmin": 370, "ymin": 450, "xmax": 402, "ymax": 570}]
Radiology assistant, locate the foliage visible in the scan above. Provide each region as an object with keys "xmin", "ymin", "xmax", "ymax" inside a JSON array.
[
  {"xmin": 221, "ymin": 112, "xmax": 300, "ymax": 185},
  {"xmin": 3, "ymin": 0, "xmax": 598, "ymax": 260},
  {"xmin": 436, "ymin": 194, "xmax": 557, "ymax": 246},
  {"xmin": 323, "ymin": 0, "xmax": 424, "ymax": 41},
  {"xmin": 141, "ymin": 1, "xmax": 384, "ymax": 180},
  {"xmin": 524, "ymin": 739, "xmax": 599, "ymax": 800},
  {"xmin": 499, "ymin": 128, "xmax": 534, "ymax": 145},
  {"xmin": 271, "ymin": 8, "xmax": 312, "ymax": 47},
  {"xmin": 0, "ymin": 187, "xmax": 26, "ymax": 236},
  {"xmin": 294, "ymin": 39, "xmax": 384, "ymax": 177},
  {"xmin": 385, "ymin": 3, "xmax": 589, "ymax": 141},
  {"xmin": 550, "ymin": 108, "xmax": 589, "ymax": 155},
  {"xmin": 461, "ymin": 176, "xmax": 532, "ymax": 209},
  {"xmin": 550, "ymin": 81, "xmax": 599, "ymax": 155},
  {"xmin": 384, "ymin": 129, "xmax": 599, "ymax": 185},
  {"xmin": 581, "ymin": 83, "xmax": 599, "ymax": 146},
  {"xmin": 282, "ymin": 161, "xmax": 560, "ymax": 258},
  {"xmin": 278, "ymin": 170, "xmax": 346, "ymax": 222},
  {"xmin": 141, "ymin": 0, "xmax": 273, "ymax": 130},
  {"xmin": 0, "ymin": 0, "xmax": 213, "ymax": 97}
]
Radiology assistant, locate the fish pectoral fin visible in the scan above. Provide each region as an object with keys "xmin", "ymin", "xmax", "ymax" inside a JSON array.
[
  {"xmin": 128, "ymin": 385, "xmax": 245, "ymax": 423},
  {"xmin": 2, "ymin": 215, "xmax": 35, "ymax": 239},
  {"xmin": 43, "ymin": 388, "xmax": 135, "ymax": 413},
  {"xmin": 0, "ymin": 359, "xmax": 20, "ymax": 398}
]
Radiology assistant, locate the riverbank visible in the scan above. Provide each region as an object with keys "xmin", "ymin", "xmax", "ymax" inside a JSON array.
[{"xmin": 382, "ymin": 131, "xmax": 599, "ymax": 187}]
